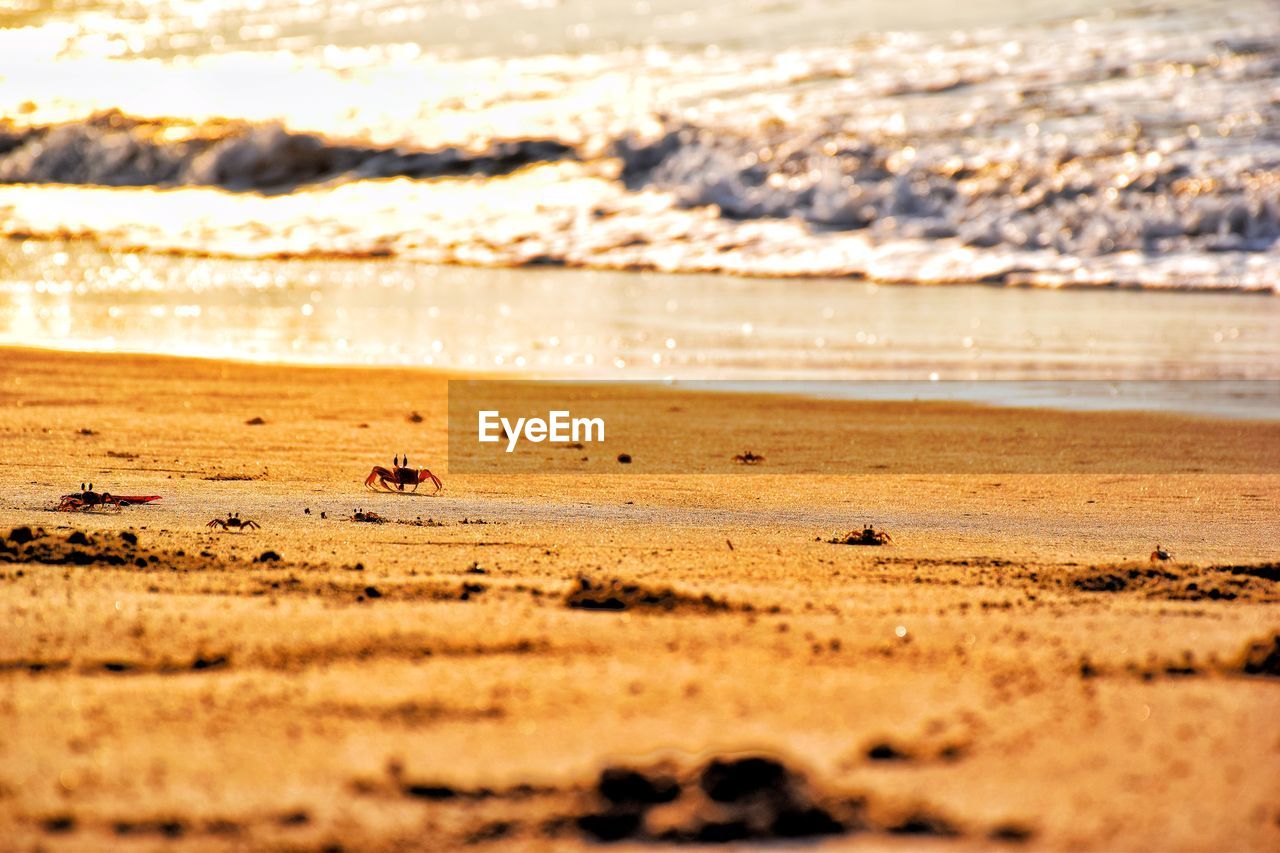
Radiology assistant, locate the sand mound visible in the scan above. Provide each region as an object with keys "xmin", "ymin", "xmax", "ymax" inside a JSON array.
[
  {"xmin": 355, "ymin": 751, "xmax": 1013, "ymax": 845},
  {"xmin": 1238, "ymin": 633, "xmax": 1280, "ymax": 677},
  {"xmin": 1067, "ymin": 562, "xmax": 1279, "ymax": 603},
  {"xmin": 573, "ymin": 755, "xmax": 855, "ymax": 843},
  {"xmin": 565, "ymin": 576, "xmax": 739, "ymax": 613},
  {"xmin": 1, "ymin": 526, "xmax": 181, "ymax": 569}
]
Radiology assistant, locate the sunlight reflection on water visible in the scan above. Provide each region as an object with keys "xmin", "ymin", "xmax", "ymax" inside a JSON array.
[{"xmin": 3, "ymin": 242, "xmax": 1276, "ymax": 394}]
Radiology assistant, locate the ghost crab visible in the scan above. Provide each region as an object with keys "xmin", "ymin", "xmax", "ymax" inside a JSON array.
[
  {"xmin": 207, "ymin": 512, "xmax": 260, "ymax": 532},
  {"xmin": 732, "ymin": 450, "xmax": 765, "ymax": 465},
  {"xmin": 58, "ymin": 483, "xmax": 160, "ymax": 512},
  {"xmin": 364, "ymin": 453, "xmax": 442, "ymax": 494},
  {"xmin": 1149, "ymin": 544, "xmax": 1173, "ymax": 562},
  {"xmin": 827, "ymin": 524, "xmax": 893, "ymax": 546},
  {"xmin": 351, "ymin": 508, "xmax": 386, "ymax": 524}
]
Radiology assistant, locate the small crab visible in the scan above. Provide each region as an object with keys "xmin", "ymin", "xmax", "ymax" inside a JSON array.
[
  {"xmin": 732, "ymin": 450, "xmax": 765, "ymax": 465},
  {"xmin": 207, "ymin": 512, "xmax": 260, "ymax": 532},
  {"xmin": 365, "ymin": 453, "xmax": 442, "ymax": 493},
  {"xmin": 828, "ymin": 524, "xmax": 893, "ymax": 546},
  {"xmin": 1149, "ymin": 544, "xmax": 1173, "ymax": 562},
  {"xmin": 351, "ymin": 508, "xmax": 386, "ymax": 524}
]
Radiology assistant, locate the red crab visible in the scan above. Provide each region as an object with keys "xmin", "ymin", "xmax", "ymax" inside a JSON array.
[
  {"xmin": 58, "ymin": 483, "xmax": 161, "ymax": 512},
  {"xmin": 364, "ymin": 453, "xmax": 442, "ymax": 493}
]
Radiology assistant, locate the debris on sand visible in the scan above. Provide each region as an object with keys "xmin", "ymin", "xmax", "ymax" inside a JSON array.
[
  {"xmin": 394, "ymin": 517, "xmax": 446, "ymax": 527},
  {"xmin": 355, "ymin": 751, "xmax": 1025, "ymax": 846},
  {"xmin": 2, "ymin": 527, "xmax": 129, "ymax": 566},
  {"xmin": 1072, "ymin": 572, "xmax": 1132, "ymax": 592},
  {"xmin": 41, "ymin": 815, "xmax": 76, "ymax": 833},
  {"xmin": 886, "ymin": 810, "xmax": 960, "ymax": 837},
  {"xmin": 617, "ymin": 453, "xmax": 632, "ymax": 464},
  {"xmin": 866, "ymin": 742, "xmax": 913, "ymax": 762},
  {"xmin": 3, "ymin": 528, "xmax": 174, "ymax": 570},
  {"xmin": 407, "ymin": 411, "xmax": 425, "ymax": 423},
  {"xmin": 1237, "ymin": 633, "xmax": 1280, "ymax": 677},
  {"xmin": 826, "ymin": 525, "xmax": 893, "ymax": 546},
  {"xmin": 573, "ymin": 755, "xmax": 855, "ymax": 843},
  {"xmin": 1065, "ymin": 563, "xmax": 1279, "ymax": 603},
  {"xmin": 565, "ymin": 576, "xmax": 737, "ymax": 613},
  {"xmin": 8, "ymin": 526, "xmax": 37, "ymax": 545},
  {"xmin": 245, "ymin": 416, "xmax": 266, "ymax": 425}
]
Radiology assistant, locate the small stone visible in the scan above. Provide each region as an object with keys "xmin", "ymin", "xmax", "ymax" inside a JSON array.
[{"xmin": 8, "ymin": 527, "xmax": 35, "ymax": 544}]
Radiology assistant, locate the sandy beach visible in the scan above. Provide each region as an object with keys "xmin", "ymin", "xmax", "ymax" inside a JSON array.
[
  {"xmin": 4, "ymin": 0, "xmax": 1279, "ymax": 849},
  {"xmin": 1, "ymin": 346, "xmax": 1277, "ymax": 850}
]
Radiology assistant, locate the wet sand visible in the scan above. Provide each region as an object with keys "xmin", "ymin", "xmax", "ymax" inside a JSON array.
[{"xmin": 1, "ymin": 346, "xmax": 1278, "ymax": 850}]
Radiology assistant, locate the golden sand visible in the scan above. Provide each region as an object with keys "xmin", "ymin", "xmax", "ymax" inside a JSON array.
[{"xmin": 1, "ymin": 347, "xmax": 1277, "ymax": 850}]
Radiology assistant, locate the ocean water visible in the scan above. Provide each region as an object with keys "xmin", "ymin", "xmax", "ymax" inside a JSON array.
[
  {"xmin": 0, "ymin": 0, "xmax": 1278, "ymax": 400},
  {"xmin": 3, "ymin": 240, "xmax": 1276, "ymax": 381},
  {"xmin": 1, "ymin": 0, "xmax": 1277, "ymax": 289}
]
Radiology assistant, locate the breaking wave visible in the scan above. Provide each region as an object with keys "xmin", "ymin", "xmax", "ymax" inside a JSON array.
[
  {"xmin": 0, "ymin": 112, "xmax": 574, "ymax": 191},
  {"xmin": 616, "ymin": 118, "xmax": 1280, "ymax": 258},
  {"xmin": 1, "ymin": 0, "xmax": 1278, "ymax": 290}
]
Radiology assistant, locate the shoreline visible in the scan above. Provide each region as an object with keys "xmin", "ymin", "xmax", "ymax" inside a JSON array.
[{"xmin": 6, "ymin": 341, "xmax": 1280, "ymax": 422}]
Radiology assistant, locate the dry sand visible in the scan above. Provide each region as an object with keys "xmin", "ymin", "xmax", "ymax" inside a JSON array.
[{"xmin": 1, "ymin": 346, "xmax": 1278, "ymax": 851}]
